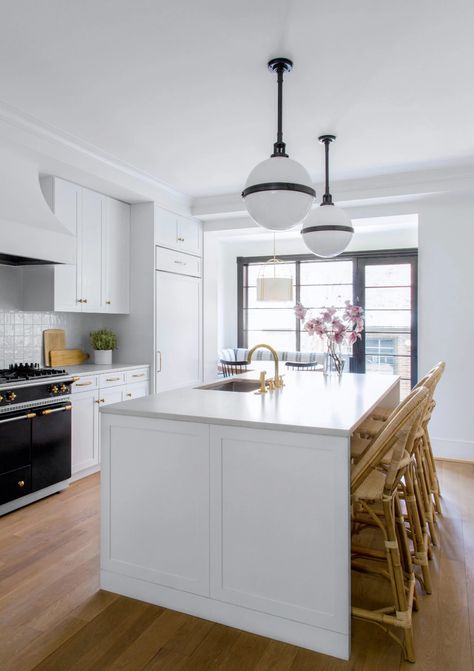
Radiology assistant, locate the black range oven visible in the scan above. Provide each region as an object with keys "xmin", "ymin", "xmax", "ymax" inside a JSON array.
[{"xmin": 0, "ymin": 364, "xmax": 76, "ymax": 514}]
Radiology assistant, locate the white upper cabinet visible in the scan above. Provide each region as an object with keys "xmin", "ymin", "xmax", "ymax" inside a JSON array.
[
  {"xmin": 80, "ymin": 188, "xmax": 103, "ymax": 312},
  {"xmin": 102, "ymin": 198, "xmax": 130, "ymax": 314},
  {"xmin": 25, "ymin": 177, "xmax": 130, "ymax": 314},
  {"xmin": 155, "ymin": 206, "xmax": 201, "ymax": 257}
]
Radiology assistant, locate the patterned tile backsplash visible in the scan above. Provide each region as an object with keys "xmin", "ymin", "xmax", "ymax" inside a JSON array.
[{"xmin": 0, "ymin": 310, "xmax": 106, "ymax": 369}]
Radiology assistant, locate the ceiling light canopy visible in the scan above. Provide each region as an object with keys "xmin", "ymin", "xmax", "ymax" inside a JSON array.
[
  {"xmin": 301, "ymin": 135, "xmax": 354, "ymax": 258},
  {"xmin": 242, "ymin": 58, "xmax": 315, "ymax": 231}
]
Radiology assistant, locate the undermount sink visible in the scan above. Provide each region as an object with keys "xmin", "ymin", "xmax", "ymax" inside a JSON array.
[{"xmin": 197, "ymin": 379, "xmax": 261, "ymax": 393}]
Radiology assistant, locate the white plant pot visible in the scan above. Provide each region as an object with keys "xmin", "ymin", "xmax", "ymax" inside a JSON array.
[{"xmin": 94, "ymin": 349, "xmax": 112, "ymax": 365}]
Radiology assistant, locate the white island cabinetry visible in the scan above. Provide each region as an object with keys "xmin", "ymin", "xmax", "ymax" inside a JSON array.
[{"xmin": 100, "ymin": 372, "xmax": 400, "ymax": 660}]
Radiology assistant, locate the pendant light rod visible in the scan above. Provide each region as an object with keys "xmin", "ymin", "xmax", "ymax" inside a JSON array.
[
  {"xmin": 268, "ymin": 58, "xmax": 293, "ymax": 157},
  {"xmin": 319, "ymin": 134, "xmax": 336, "ymax": 205}
]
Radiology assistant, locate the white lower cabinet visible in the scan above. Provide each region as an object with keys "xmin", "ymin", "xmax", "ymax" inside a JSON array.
[
  {"xmin": 71, "ymin": 367, "xmax": 149, "ymax": 478},
  {"xmin": 71, "ymin": 388, "xmax": 99, "ymax": 474}
]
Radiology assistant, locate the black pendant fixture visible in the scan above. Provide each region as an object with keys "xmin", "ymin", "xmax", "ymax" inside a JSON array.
[
  {"xmin": 301, "ymin": 135, "xmax": 354, "ymax": 257},
  {"xmin": 242, "ymin": 58, "xmax": 316, "ymax": 231}
]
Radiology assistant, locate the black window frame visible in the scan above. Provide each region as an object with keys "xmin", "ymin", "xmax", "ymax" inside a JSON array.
[{"xmin": 237, "ymin": 248, "xmax": 418, "ymax": 387}]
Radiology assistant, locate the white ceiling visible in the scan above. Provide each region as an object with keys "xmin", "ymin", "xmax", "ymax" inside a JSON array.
[{"xmin": 1, "ymin": 0, "xmax": 474, "ymax": 199}]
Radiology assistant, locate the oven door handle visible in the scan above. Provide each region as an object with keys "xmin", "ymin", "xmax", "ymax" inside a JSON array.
[
  {"xmin": 0, "ymin": 412, "xmax": 37, "ymax": 425},
  {"xmin": 41, "ymin": 405, "xmax": 72, "ymax": 416}
]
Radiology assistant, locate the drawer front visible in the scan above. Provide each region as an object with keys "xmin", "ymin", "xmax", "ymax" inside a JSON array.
[
  {"xmin": 124, "ymin": 368, "xmax": 150, "ymax": 385},
  {"xmin": 155, "ymin": 246, "xmax": 201, "ymax": 277},
  {"xmin": 99, "ymin": 372, "xmax": 126, "ymax": 389},
  {"xmin": 124, "ymin": 381, "xmax": 149, "ymax": 400},
  {"xmin": 100, "ymin": 386, "xmax": 126, "ymax": 407},
  {"xmin": 0, "ymin": 466, "xmax": 31, "ymax": 505},
  {"xmin": 71, "ymin": 375, "xmax": 98, "ymax": 393}
]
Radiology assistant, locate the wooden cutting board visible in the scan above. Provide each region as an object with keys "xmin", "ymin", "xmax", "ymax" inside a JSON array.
[
  {"xmin": 50, "ymin": 349, "xmax": 90, "ymax": 367},
  {"xmin": 43, "ymin": 329, "xmax": 65, "ymax": 367}
]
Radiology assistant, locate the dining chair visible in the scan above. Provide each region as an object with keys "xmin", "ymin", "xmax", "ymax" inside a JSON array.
[
  {"xmin": 219, "ymin": 359, "xmax": 249, "ymax": 377},
  {"xmin": 285, "ymin": 361, "xmax": 320, "ymax": 371}
]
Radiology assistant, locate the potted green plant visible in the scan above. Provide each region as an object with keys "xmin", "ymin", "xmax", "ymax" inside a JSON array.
[{"xmin": 90, "ymin": 328, "xmax": 117, "ymax": 365}]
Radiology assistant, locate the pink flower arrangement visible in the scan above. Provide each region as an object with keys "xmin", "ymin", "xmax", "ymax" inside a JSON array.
[{"xmin": 294, "ymin": 300, "xmax": 364, "ymax": 375}]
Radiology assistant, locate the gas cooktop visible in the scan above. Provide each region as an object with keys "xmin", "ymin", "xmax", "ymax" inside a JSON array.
[{"xmin": 0, "ymin": 363, "xmax": 68, "ymax": 385}]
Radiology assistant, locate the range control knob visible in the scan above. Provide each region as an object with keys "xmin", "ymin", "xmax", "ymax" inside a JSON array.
[
  {"xmin": 51, "ymin": 385, "xmax": 59, "ymax": 395},
  {"xmin": 0, "ymin": 394, "xmax": 3, "ymax": 403},
  {"xmin": 6, "ymin": 391, "xmax": 17, "ymax": 402},
  {"xmin": 60, "ymin": 384, "xmax": 68, "ymax": 393}
]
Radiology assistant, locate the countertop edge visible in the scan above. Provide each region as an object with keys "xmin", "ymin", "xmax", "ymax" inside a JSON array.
[{"xmin": 99, "ymin": 406, "xmax": 352, "ymax": 437}]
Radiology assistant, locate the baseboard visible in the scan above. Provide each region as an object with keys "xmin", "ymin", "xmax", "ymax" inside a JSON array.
[
  {"xmin": 70, "ymin": 465, "xmax": 100, "ymax": 482},
  {"xmin": 432, "ymin": 437, "xmax": 474, "ymax": 463}
]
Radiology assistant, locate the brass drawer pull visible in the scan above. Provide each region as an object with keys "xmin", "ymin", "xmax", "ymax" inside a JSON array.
[
  {"xmin": 177, "ymin": 236, "xmax": 185, "ymax": 242},
  {"xmin": 131, "ymin": 373, "xmax": 145, "ymax": 378},
  {"xmin": 95, "ymin": 399, "xmax": 105, "ymax": 404},
  {"xmin": 174, "ymin": 260, "xmax": 186, "ymax": 265},
  {"xmin": 17, "ymin": 480, "xmax": 25, "ymax": 488},
  {"xmin": 75, "ymin": 381, "xmax": 93, "ymax": 387},
  {"xmin": 106, "ymin": 377, "xmax": 121, "ymax": 382}
]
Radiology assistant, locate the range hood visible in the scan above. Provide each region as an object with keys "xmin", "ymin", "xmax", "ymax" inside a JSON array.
[{"xmin": 0, "ymin": 150, "xmax": 75, "ymax": 265}]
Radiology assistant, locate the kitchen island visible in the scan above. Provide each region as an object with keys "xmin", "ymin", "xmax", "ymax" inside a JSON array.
[{"xmin": 100, "ymin": 371, "xmax": 399, "ymax": 660}]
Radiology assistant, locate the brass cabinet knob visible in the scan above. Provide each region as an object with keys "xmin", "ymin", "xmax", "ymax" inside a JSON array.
[
  {"xmin": 106, "ymin": 300, "xmax": 111, "ymax": 305},
  {"xmin": 83, "ymin": 298, "xmax": 88, "ymax": 304},
  {"xmin": 0, "ymin": 395, "xmax": 3, "ymax": 403},
  {"xmin": 17, "ymin": 480, "xmax": 25, "ymax": 488},
  {"xmin": 177, "ymin": 236, "xmax": 185, "ymax": 242},
  {"xmin": 126, "ymin": 393, "xmax": 132, "ymax": 397}
]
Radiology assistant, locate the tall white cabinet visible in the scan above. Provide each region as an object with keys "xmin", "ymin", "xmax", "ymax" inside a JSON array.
[{"xmin": 112, "ymin": 203, "xmax": 203, "ymax": 393}]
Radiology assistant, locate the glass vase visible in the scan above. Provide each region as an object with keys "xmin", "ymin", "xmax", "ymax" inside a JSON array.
[{"xmin": 323, "ymin": 342, "xmax": 345, "ymax": 377}]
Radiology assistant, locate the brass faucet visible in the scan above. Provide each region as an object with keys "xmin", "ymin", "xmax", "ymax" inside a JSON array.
[{"xmin": 247, "ymin": 343, "xmax": 284, "ymax": 389}]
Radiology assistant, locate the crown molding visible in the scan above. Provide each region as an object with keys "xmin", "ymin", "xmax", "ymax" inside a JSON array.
[
  {"xmin": 192, "ymin": 164, "xmax": 474, "ymax": 220},
  {"xmin": 0, "ymin": 99, "xmax": 191, "ymax": 211}
]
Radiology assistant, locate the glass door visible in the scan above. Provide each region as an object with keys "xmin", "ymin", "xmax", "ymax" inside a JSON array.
[{"xmin": 354, "ymin": 255, "xmax": 417, "ymax": 397}]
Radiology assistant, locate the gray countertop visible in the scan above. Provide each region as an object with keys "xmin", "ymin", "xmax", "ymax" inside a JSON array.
[{"xmin": 100, "ymin": 371, "xmax": 399, "ymax": 437}]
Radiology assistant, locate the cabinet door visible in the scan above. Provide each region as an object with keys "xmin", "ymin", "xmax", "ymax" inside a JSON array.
[
  {"xmin": 49, "ymin": 178, "xmax": 81, "ymax": 312},
  {"xmin": 80, "ymin": 189, "xmax": 103, "ymax": 312},
  {"xmin": 124, "ymin": 381, "xmax": 149, "ymax": 400},
  {"xmin": 155, "ymin": 207, "xmax": 179, "ymax": 249},
  {"xmin": 155, "ymin": 272, "xmax": 201, "ymax": 392},
  {"xmin": 71, "ymin": 389, "xmax": 99, "ymax": 473},
  {"xmin": 101, "ymin": 417, "xmax": 210, "ymax": 596},
  {"xmin": 101, "ymin": 387, "xmax": 125, "ymax": 407},
  {"xmin": 102, "ymin": 198, "xmax": 130, "ymax": 313},
  {"xmin": 177, "ymin": 215, "xmax": 201, "ymax": 256}
]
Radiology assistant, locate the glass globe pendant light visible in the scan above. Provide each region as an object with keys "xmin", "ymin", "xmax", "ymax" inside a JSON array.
[
  {"xmin": 301, "ymin": 135, "xmax": 354, "ymax": 257},
  {"xmin": 242, "ymin": 58, "xmax": 316, "ymax": 231}
]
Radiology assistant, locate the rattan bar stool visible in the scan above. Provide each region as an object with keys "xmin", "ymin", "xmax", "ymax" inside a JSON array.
[
  {"xmin": 353, "ymin": 363, "xmax": 445, "ymax": 541},
  {"xmin": 352, "ymin": 387, "xmax": 434, "ymax": 595},
  {"xmin": 351, "ymin": 386, "xmax": 429, "ymax": 662}
]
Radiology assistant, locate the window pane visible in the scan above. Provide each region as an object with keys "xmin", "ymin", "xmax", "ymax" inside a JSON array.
[
  {"xmin": 366, "ymin": 333, "xmax": 411, "ymax": 355},
  {"xmin": 365, "ymin": 309, "xmax": 411, "ymax": 330},
  {"xmin": 246, "ymin": 308, "xmax": 296, "ymax": 330},
  {"xmin": 300, "ymin": 285, "xmax": 352, "ymax": 309},
  {"xmin": 366, "ymin": 264, "xmax": 411, "ymax": 287},
  {"xmin": 246, "ymin": 330, "xmax": 296, "ymax": 352},
  {"xmin": 247, "ymin": 263, "xmax": 296, "ymax": 286},
  {"xmin": 300, "ymin": 260, "xmax": 352, "ymax": 285},
  {"xmin": 365, "ymin": 287, "xmax": 410, "ymax": 309},
  {"xmin": 300, "ymin": 332, "xmax": 326, "ymax": 353},
  {"xmin": 247, "ymin": 287, "xmax": 295, "ymax": 309}
]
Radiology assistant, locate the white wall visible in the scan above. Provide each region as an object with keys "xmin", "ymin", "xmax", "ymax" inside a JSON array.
[{"xmin": 203, "ymin": 200, "xmax": 474, "ymax": 462}]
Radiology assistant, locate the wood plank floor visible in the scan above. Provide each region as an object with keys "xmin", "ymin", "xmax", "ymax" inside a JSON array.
[{"xmin": 0, "ymin": 461, "xmax": 472, "ymax": 670}]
